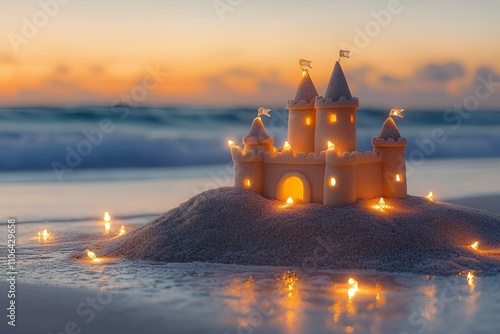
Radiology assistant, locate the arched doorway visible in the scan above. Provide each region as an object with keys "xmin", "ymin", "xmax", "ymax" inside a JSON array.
[{"xmin": 276, "ymin": 172, "xmax": 311, "ymax": 203}]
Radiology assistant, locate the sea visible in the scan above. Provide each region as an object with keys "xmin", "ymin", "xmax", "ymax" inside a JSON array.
[
  {"xmin": 0, "ymin": 106, "xmax": 499, "ymax": 334},
  {"xmin": 0, "ymin": 106, "xmax": 499, "ymax": 173}
]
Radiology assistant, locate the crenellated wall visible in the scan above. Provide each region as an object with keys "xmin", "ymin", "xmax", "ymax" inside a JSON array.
[
  {"xmin": 231, "ymin": 136, "xmax": 407, "ymax": 207},
  {"xmin": 355, "ymin": 161, "xmax": 383, "ymax": 199},
  {"xmin": 231, "ymin": 147, "xmax": 264, "ymax": 193},
  {"xmin": 323, "ymin": 150, "xmax": 383, "ymax": 206}
]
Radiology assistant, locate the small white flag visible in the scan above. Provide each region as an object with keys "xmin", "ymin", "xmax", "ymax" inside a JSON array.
[
  {"xmin": 299, "ymin": 58, "xmax": 312, "ymax": 71},
  {"xmin": 389, "ymin": 108, "xmax": 405, "ymax": 118},
  {"xmin": 258, "ymin": 107, "xmax": 271, "ymax": 117},
  {"xmin": 339, "ymin": 49, "xmax": 351, "ymax": 59}
]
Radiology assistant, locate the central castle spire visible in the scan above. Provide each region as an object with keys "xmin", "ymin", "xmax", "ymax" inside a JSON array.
[
  {"xmin": 314, "ymin": 60, "xmax": 359, "ymax": 155},
  {"xmin": 324, "ymin": 61, "xmax": 353, "ymax": 102}
]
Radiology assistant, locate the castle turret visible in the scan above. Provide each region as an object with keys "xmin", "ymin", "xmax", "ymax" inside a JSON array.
[
  {"xmin": 242, "ymin": 117, "xmax": 274, "ymax": 155},
  {"xmin": 232, "ymin": 117, "xmax": 274, "ymax": 194},
  {"xmin": 314, "ymin": 61, "xmax": 359, "ymax": 155},
  {"xmin": 323, "ymin": 149, "xmax": 357, "ymax": 206},
  {"xmin": 286, "ymin": 69, "xmax": 318, "ymax": 155},
  {"xmin": 372, "ymin": 117, "xmax": 407, "ymax": 198}
]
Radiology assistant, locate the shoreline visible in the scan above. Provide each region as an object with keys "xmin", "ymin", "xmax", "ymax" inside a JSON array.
[{"xmin": 445, "ymin": 194, "xmax": 500, "ymax": 215}]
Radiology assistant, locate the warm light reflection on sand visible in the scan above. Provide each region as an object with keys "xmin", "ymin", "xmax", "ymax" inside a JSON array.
[
  {"xmin": 466, "ymin": 271, "xmax": 475, "ymax": 293},
  {"xmin": 326, "ymin": 277, "xmax": 386, "ymax": 332},
  {"xmin": 31, "ymin": 229, "xmax": 51, "ymax": 242},
  {"xmin": 276, "ymin": 271, "xmax": 303, "ymax": 334},
  {"xmin": 224, "ymin": 276, "xmax": 256, "ymax": 327},
  {"xmin": 221, "ymin": 271, "xmax": 482, "ymax": 333},
  {"xmin": 420, "ymin": 284, "xmax": 437, "ymax": 321}
]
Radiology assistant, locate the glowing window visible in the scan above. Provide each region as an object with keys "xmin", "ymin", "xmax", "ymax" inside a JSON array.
[
  {"xmin": 243, "ymin": 178, "xmax": 251, "ymax": 188},
  {"xmin": 396, "ymin": 174, "xmax": 402, "ymax": 182},
  {"xmin": 329, "ymin": 177, "xmax": 336, "ymax": 187},
  {"xmin": 329, "ymin": 114, "xmax": 337, "ymax": 123},
  {"xmin": 305, "ymin": 117, "xmax": 312, "ymax": 126},
  {"xmin": 350, "ymin": 115, "xmax": 355, "ymax": 123}
]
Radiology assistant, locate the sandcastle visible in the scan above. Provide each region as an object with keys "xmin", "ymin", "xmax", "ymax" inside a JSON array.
[{"xmin": 228, "ymin": 59, "xmax": 407, "ymax": 206}]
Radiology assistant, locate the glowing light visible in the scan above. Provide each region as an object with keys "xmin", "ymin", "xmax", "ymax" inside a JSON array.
[
  {"xmin": 286, "ymin": 197, "xmax": 294, "ymax": 206},
  {"xmin": 243, "ymin": 178, "xmax": 251, "ymax": 188},
  {"xmin": 471, "ymin": 241, "xmax": 479, "ymax": 250},
  {"xmin": 329, "ymin": 114, "xmax": 337, "ymax": 123},
  {"xmin": 467, "ymin": 271, "xmax": 475, "ymax": 292},
  {"xmin": 305, "ymin": 117, "xmax": 312, "ymax": 125},
  {"xmin": 327, "ymin": 141, "xmax": 335, "ymax": 151},
  {"xmin": 283, "ymin": 141, "xmax": 291, "ymax": 151},
  {"xmin": 379, "ymin": 198, "xmax": 386, "ymax": 208},
  {"xmin": 347, "ymin": 277, "xmax": 358, "ymax": 298},
  {"xmin": 37, "ymin": 229, "xmax": 50, "ymax": 241},
  {"xmin": 350, "ymin": 115, "xmax": 354, "ymax": 123},
  {"xmin": 329, "ymin": 177, "xmax": 336, "ymax": 187},
  {"xmin": 103, "ymin": 212, "xmax": 111, "ymax": 222},
  {"xmin": 118, "ymin": 225, "xmax": 126, "ymax": 236},
  {"xmin": 426, "ymin": 192, "xmax": 434, "ymax": 202},
  {"xmin": 86, "ymin": 249, "xmax": 101, "ymax": 263},
  {"xmin": 104, "ymin": 222, "xmax": 111, "ymax": 233},
  {"xmin": 396, "ymin": 174, "xmax": 402, "ymax": 182},
  {"xmin": 378, "ymin": 197, "xmax": 386, "ymax": 210},
  {"xmin": 227, "ymin": 139, "xmax": 236, "ymax": 148},
  {"xmin": 389, "ymin": 108, "xmax": 405, "ymax": 118}
]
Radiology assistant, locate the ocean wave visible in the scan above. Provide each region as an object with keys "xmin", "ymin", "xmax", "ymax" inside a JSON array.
[
  {"xmin": 0, "ymin": 129, "xmax": 499, "ymax": 171},
  {"xmin": 0, "ymin": 130, "xmax": 232, "ymax": 171},
  {"xmin": 0, "ymin": 107, "xmax": 499, "ymax": 171},
  {"xmin": 2, "ymin": 106, "xmax": 499, "ymax": 127}
]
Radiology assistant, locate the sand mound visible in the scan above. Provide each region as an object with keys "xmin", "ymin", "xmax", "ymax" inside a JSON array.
[{"xmin": 98, "ymin": 187, "xmax": 500, "ymax": 276}]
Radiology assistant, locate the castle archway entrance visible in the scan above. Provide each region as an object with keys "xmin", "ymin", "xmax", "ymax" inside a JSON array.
[{"xmin": 276, "ymin": 172, "xmax": 311, "ymax": 203}]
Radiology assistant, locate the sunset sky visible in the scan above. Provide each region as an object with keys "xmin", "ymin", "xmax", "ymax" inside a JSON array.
[{"xmin": 1, "ymin": 0, "xmax": 500, "ymax": 109}]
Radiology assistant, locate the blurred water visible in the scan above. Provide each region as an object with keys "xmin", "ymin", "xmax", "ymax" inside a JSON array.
[{"xmin": 0, "ymin": 107, "xmax": 499, "ymax": 171}]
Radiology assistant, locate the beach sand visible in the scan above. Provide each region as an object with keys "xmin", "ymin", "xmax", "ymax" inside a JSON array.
[
  {"xmin": 97, "ymin": 187, "xmax": 500, "ymax": 276},
  {"xmin": 1, "ymin": 192, "xmax": 499, "ymax": 334}
]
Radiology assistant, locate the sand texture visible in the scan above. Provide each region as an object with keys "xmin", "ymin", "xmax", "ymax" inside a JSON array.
[{"xmin": 98, "ymin": 187, "xmax": 500, "ymax": 276}]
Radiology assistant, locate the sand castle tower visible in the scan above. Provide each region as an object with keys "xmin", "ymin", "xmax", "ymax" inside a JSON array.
[
  {"xmin": 232, "ymin": 117, "xmax": 274, "ymax": 194},
  {"xmin": 314, "ymin": 61, "xmax": 359, "ymax": 155},
  {"xmin": 323, "ymin": 149, "xmax": 357, "ymax": 206},
  {"xmin": 372, "ymin": 117, "xmax": 408, "ymax": 197},
  {"xmin": 229, "ymin": 55, "xmax": 408, "ymax": 207},
  {"xmin": 285, "ymin": 69, "xmax": 318, "ymax": 155}
]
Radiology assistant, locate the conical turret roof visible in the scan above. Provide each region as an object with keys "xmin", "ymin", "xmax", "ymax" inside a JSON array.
[
  {"xmin": 378, "ymin": 117, "xmax": 401, "ymax": 140},
  {"xmin": 294, "ymin": 70, "xmax": 318, "ymax": 103},
  {"xmin": 242, "ymin": 117, "xmax": 274, "ymax": 147},
  {"xmin": 324, "ymin": 61, "xmax": 352, "ymax": 101}
]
